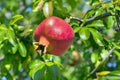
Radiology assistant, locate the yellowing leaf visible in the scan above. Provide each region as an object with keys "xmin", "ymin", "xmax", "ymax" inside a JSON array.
[
  {"xmin": 93, "ymin": 78, "xmax": 98, "ymax": 80},
  {"xmin": 97, "ymin": 71, "xmax": 110, "ymax": 76}
]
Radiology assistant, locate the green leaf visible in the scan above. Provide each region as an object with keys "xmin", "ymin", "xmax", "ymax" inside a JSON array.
[
  {"xmin": 89, "ymin": 28, "xmax": 104, "ymax": 46},
  {"xmin": 31, "ymin": 61, "xmax": 61, "ymax": 80},
  {"xmin": 42, "ymin": 54, "xmax": 53, "ymax": 61},
  {"xmin": 19, "ymin": 26, "xmax": 33, "ymax": 37},
  {"xmin": 29, "ymin": 59, "xmax": 45, "ymax": 78},
  {"xmin": 115, "ymin": 6, "xmax": 120, "ymax": 10},
  {"xmin": 104, "ymin": 16, "xmax": 114, "ymax": 29},
  {"xmin": 8, "ymin": 29, "xmax": 18, "ymax": 54},
  {"xmin": 33, "ymin": 0, "xmax": 45, "ymax": 12},
  {"xmin": 46, "ymin": 62, "xmax": 54, "ymax": 66},
  {"xmin": 17, "ymin": 39, "xmax": 27, "ymax": 57},
  {"xmin": 33, "ymin": 0, "xmax": 41, "ymax": 12},
  {"xmin": 87, "ymin": 20, "xmax": 104, "ymax": 28},
  {"xmin": 91, "ymin": 53, "xmax": 98, "ymax": 63},
  {"xmin": 0, "ymin": 51, "xmax": 5, "ymax": 60},
  {"xmin": 94, "ymin": 8, "xmax": 102, "ymax": 16},
  {"xmin": 29, "ymin": 59, "xmax": 43, "ymax": 69},
  {"xmin": 79, "ymin": 27, "xmax": 90, "ymax": 40},
  {"xmin": 66, "ymin": 0, "xmax": 77, "ymax": 9},
  {"xmin": 34, "ymin": 66, "xmax": 46, "ymax": 80},
  {"xmin": 0, "ymin": 26, "xmax": 8, "ymax": 42},
  {"xmin": 54, "ymin": 61, "xmax": 64, "ymax": 70},
  {"xmin": 0, "ymin": 43, "xmax": 4, "ymax": 49},
  {"xmin": 109, "ymin": 71, "xmax": 120, "ymax": 76},
  {"xmin": 7, "ymin": 27, "xmax": 16, "ymax": 40},
  {"xmin": 0, "ymin": 24, "xmax": 8, "ymax": 31},
  {"xmin": 10, "ymin": 15, "xmax": 24, "ymax": 25},
  {"xmin": 98, "ymin": 71, "xmax": 120, "ymax": 79},
  {"xmin": 71, "ymin": 22, "xmax": 80, "ymax": 33},
  {"xmin": 73, "ymin": 27, "xmax": 80, "ymax": 33},
  {"xmin": 112, "ymin": 42, "xmax": 120, "ymax": 49},
  {"xmin": 114, "ymin": 50, "xmax": 120, "ymax": 60},
  {"xmin": 0, "ymin": 24, "xmax": 18, "ymax": 54},
  {"xmin": 83, "ymin": 9, "xmax": 96, "ymax": 23},
  {"xmin": 9, "ymin": 38, "xmax": 18, "ymax": 54},
  {"xmin": 55, "ymin": 0, "xmax": 63, "ymax": 8},
  {"xmin": 45, "ymin": 62, "xmax": 61, "ymax": 80}
]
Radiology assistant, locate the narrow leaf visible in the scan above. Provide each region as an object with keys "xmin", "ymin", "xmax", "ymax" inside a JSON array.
[
  {"xmin": 10, "ymin": 15, "xmax": 24, "ymax": 25},
  {"xmin": 87, "ymin": 20, "xmax": 104, "ymax": 28},
  {"xmin": 17, "ymin": 39, "xmax": 27, "ymax": 57},
  {"xmin": 33, "ymin": 0, "xmax": 45, "ymax": 12},
  {"xmin": 97, "ymin": 71, "xmax": 110, "ymax": 76},
  {"xmin": 112, "ymin": 42, "xmax": 120, "ymax": 49},
  {"xmin": 9, "ymin": 38, "xmax": 18, "ymax": 54},
  {"xmin": 114, "ymin": 50, "xmax": 120, "ymax": 60},
  {"xmin": 109, "ymin": 71, "xmax": 120, "ymax": 76}
]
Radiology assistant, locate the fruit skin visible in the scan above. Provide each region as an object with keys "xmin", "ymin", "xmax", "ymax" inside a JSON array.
[{"xmin": 34, "ymin": 16, "xmax": 74, "ymax": 56}]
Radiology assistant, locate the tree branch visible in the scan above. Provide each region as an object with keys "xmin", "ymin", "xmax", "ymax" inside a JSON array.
[
  {"xmin": 86, "ymin": 47, "xmax": 115, "ymax": 79},
  {"xmin": 85, "ymin": 12, "xmax": 114, "ymax": 24},
  {"xmin": 86, "ymin": 42, "xmax": 120, "ymax": 80},
  {"xmin": 70, "ymin": 12, "xmax": 114, "ymax": 26},
  {"xmin": 115, "ymin": 10, "xmax": 120, "ymax": 31}
]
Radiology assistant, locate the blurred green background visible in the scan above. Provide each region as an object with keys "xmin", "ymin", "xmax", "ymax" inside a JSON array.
[{"xmin": 0, "ymin": 0, "xmax": 120, "ymax": 80}]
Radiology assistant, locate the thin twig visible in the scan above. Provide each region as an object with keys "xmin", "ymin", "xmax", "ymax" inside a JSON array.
[
  {"xmin": 86, "ymin": 47, "xmax": 115, "ymax": 79},
  {"xmin": 86, "ymin": 42, "xmax": 120, "ymax": 80}
]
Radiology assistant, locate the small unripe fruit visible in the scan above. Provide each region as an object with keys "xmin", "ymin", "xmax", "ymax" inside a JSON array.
[
  {"xmin": 34, "ymin": 16, "xmax": 74, "ymax": 56},
  {"xmin": 43, "ymin": 1, "xmax": 53, "ymax": 18}
]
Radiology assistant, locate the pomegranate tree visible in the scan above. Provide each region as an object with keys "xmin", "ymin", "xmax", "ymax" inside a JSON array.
[{"xmin": 34, "ymin": 16, "xmax": 74, "ymax": 56}]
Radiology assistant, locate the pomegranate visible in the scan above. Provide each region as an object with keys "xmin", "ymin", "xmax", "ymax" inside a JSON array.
[{"xmin": 34, "ymin": 16, "xmax": 74, "ymax": 56}]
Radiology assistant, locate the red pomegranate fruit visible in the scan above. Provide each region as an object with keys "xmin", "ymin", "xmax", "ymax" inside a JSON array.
[{"xmin": 34, "ymin": 16, "xmax": 74, "ymax": 56}]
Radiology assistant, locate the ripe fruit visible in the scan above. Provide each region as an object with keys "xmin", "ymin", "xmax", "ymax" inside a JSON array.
[{"xmin": 34, "ymin": 16, "xmax": 74, "ymax": 56}]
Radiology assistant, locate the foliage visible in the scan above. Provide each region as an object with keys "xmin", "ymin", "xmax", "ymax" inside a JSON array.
[{"xmin": 0, "ymin": 0, "xmax": 120, "ymax": 80}]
